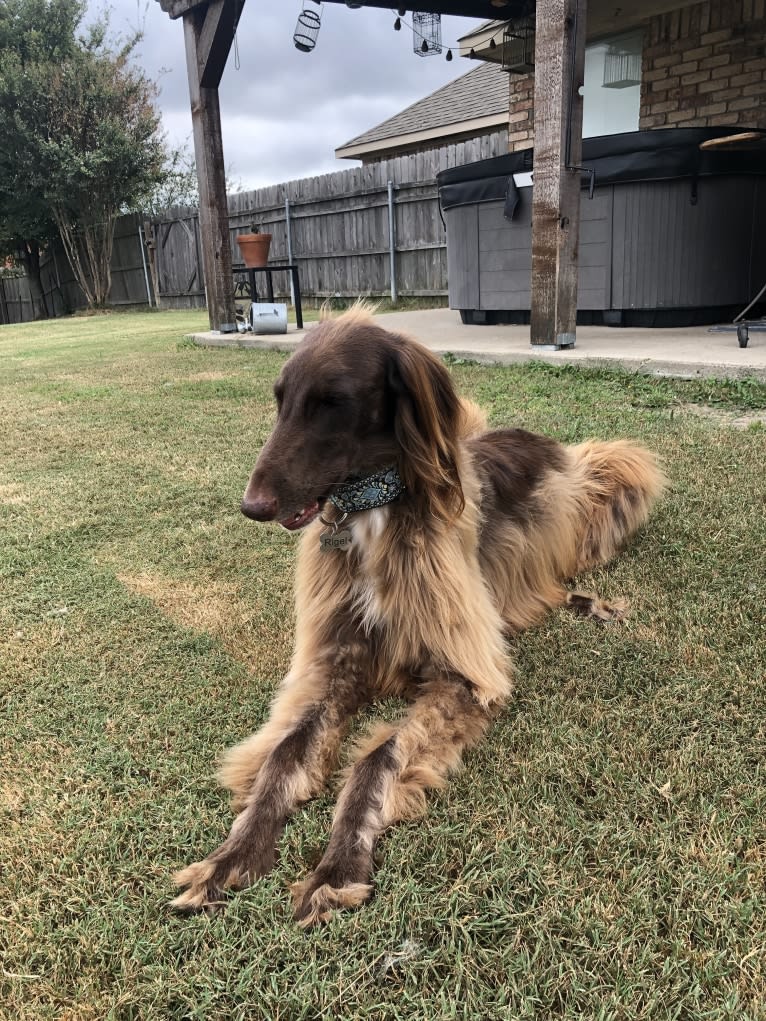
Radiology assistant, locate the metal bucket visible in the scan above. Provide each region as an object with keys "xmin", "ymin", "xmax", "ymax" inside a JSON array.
[{"xmin": 250, "ymin": 303, "xmax": 288, "ymax": 335}]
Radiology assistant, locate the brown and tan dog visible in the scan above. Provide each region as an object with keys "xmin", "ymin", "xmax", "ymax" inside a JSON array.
[{"xmin": 172, "ymin": 306, "xmax": 664, "ymax": 926}]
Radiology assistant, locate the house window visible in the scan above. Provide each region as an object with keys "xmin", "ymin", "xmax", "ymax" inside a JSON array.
[{"xmin": 582, "ymin": 30, "xmax": 643, "ymax": 137}]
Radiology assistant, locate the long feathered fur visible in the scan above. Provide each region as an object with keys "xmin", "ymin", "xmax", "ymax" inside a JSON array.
[{"xmin": 172, "ymin": 306, "xmax": 665, "ymax": 925}]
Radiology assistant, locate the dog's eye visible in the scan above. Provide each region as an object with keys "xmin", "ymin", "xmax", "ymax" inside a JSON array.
[
  {"xmin": 306, "ymin": 391, "xmax": 347, "ymax": 413},
  {"xmin": 317, "ymin": 394, "xmax": 343, "ymax": 409}
]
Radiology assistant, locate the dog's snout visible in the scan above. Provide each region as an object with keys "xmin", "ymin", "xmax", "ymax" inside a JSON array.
[{"xmin": 241, "ymin": 491, "xmax": 278, "ymax": 521}]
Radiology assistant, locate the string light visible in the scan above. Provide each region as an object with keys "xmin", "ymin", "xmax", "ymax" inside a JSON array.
[
  {"xmin": 298, "ymin": 5, "xmax": 507, "ymax": 64},
  {"xmin": 386, "ymin": 9, "xmax": 504, "ymax": 64}
]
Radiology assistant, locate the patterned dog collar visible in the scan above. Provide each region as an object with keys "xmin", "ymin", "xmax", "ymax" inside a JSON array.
[{"xmin": 328, "ymin": 467, "xmax": 405, "ymax": 514}]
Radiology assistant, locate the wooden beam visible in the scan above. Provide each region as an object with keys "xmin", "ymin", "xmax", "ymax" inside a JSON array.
[
  {"xmin": 197, "ymin": 0, "xmax": 244, "ymax": 88},
  {"xmin": 183, "ymin": 4, "xmax": 238, "ymax": 331},
  {"xmin": 459, "ymin": 0, "xmax": 702, "ymax": 56},
  {"xmin": 157, "ymin": 0, "xmax": 209, "ymax": 21},
  {"xmin": 530, "ymin": 0, "xmax": 587, "ymax": 349},
  {"xmin": 588, "ymin": 0, "xmax": 698, "ymax": 36},
  {"xmin": 320, "ymin": 1, "xmax": 530, "ymax": 18}
]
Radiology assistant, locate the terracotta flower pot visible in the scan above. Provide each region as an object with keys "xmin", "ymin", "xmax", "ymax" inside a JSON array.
[{"xmin": 237, "ymin": 232, "xmax": 272, "ymax": 268}]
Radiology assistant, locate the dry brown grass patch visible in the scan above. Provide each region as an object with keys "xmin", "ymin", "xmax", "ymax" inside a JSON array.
[
  {"xmin": 180, "ymin": 370, "xmax": 234, "ymax": 382},
  {"xmin": 117, "ymin": 570, "xmax": 291, "ymax": 674},
  {"xmin": 0, "ymin": 481, "xmax": 30, "ymax": 505},
  {"xmin": 680, "ymin": 403, "xmax": 766, "ymax": 430}
]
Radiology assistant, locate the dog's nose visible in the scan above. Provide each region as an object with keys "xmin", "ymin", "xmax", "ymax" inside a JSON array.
[{"xmin": 241, "ymin": 493, "xmax": 278, "ymax": 521}]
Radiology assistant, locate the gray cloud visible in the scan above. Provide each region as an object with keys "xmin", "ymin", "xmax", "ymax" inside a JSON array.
[{"xmin": 107, "ymin": 2, "xmax": 478, "ymax": 189}]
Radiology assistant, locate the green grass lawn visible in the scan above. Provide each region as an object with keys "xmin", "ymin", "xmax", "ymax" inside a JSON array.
[{"xmin": 1, "ymin": 310, "xmax": 765, "ymax": 1021}]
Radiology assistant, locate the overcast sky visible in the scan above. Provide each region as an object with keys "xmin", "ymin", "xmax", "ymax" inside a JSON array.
[{"xmin": 106, "ymin": 2, "xmax": 479, "ymax": 191}]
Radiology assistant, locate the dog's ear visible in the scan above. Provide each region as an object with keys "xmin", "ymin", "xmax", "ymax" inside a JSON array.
[{"xmin": 387, "ymin": 339, "xmax": 465, "ymax": 521}]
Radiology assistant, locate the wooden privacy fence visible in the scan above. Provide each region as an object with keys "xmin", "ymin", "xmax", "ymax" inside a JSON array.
[
  {"xmin": 225, "ymin": 134, "xmax": 509, "ymax": 303},
  {"xmin": 0, "ymin": 212, "xmax": 156, "ymax": 324},
  {"xmin": 155, "ymin": 133, "xmax": 508, "ymax": 308},
  {"xmin": 227, "ymin": 177, "xmax": 444, "ymax": 301},
  {"xmin": 1, "ymin": 132, "xmax": 508, "ymax": 322}
]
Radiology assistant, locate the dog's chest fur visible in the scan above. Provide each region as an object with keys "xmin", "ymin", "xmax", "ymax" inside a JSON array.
[
  {"xmin": 348, "ymin": 506, "xmax": 394, "ymax": 631},
  {"xmin": 297, "ymin": 480, "xmax": 512, "ymax": 707}
]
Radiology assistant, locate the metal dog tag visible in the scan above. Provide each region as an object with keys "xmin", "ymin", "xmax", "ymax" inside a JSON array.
[{"xmin": 319, "ymin": 527, "xmax": 353, "ymax": 553}]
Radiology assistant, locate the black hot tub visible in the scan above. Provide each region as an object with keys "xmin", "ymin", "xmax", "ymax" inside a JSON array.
[{"xmin": 437, "ymin": 127, "xmax": 766, "ymax": 327}]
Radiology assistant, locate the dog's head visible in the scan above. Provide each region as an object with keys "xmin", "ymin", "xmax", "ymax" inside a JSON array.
[{"xmin": 241, "ymin": 307, "xmax": 465, "ymax": 530}]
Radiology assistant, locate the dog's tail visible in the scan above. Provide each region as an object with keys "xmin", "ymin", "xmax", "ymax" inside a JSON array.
[{"xmin": 568, "ymin": 440, "xmax": 666, "ymax": 572}]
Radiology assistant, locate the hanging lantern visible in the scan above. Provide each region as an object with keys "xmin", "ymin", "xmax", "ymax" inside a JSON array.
[
  {"xmin": 603, "ymin": 43, "xmax": 642, "ymax": 88},
  {"xmin": 294, "ymin": 1, "xmax": 322, "ymax": 52},
  {"xmin": 412, "ymin": 12, "xmax": 441, "ymax": 57}
]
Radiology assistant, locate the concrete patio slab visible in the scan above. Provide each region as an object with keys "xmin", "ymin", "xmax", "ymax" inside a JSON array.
[{"xmin": 187, "ymin": 309, "xmax": 766, "ymax": 382}]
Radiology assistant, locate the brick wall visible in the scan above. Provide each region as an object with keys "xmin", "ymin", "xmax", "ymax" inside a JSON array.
[
  {"xmin": 506, "ymin": 0, "xmax": 766, "ymax": 150},
  {"xmin": 507, "ymin": 72, "xmax": 535, "ymax": 151},
  {"xmin": 641, "ymin": 0, "xmax": 766, "ymax": 129}
]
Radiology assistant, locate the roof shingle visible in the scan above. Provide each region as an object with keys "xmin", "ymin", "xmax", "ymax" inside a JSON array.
[{"xmin": 337, "ymin": 61, "xmax": 509, "ymax": 152}]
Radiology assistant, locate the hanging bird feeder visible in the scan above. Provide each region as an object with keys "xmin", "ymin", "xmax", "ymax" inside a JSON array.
[
  {"xmin": 502, "ymin": 17, "xmax": 535, "ymax": 74},
  {"xmin": 294, "ymin": 1, "xmax": 323, "ymax": 52},
  {"xmin": 412, "ymin": 12, "xmax": 441, "ymax": 56}
]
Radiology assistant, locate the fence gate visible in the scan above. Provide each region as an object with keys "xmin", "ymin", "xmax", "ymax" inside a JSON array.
[{"xmin": 153, "ymin": 213, "xmax": 205, "ymax": 308}]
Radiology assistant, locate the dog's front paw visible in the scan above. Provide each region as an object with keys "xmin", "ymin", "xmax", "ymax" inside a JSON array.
[
  {"xmin": 566, "ymin": 591, "xmax": 629, "ymax": 622},
  {"xmin": 291, "ymin": 869, "xmax": 372, "ymax": 927},
  {"xmin": 170, "ymin": 853, "xmax": 255, "ymax": 914}
]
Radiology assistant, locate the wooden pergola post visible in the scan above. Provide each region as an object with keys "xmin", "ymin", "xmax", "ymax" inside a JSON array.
[
  {"xmin": 530, "ymin": 0, "xmax": 587, "ymax": 348},
  {"xmin": 184, "ymin": 0, "xmax": 242, "ymax": 331},
  {"xmin": 159, "ymin": 0, "xmax": 242, "ymax": 331}
]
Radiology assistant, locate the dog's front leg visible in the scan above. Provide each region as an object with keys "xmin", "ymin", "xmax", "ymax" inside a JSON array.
[
  {"xmin": 291, "ymin": 677, "xmax": 492, "ymax": 927},
  {"xmin": 171, "ymin": 666, "xmax": 365, "ymax": 913}
]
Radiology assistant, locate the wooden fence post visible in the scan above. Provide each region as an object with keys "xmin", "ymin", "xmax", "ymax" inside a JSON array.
[
  {"xmin": 530, "ymin": 0, "xmax": 587, "ymax": 349},
  {"xmin": 143, "ymin": 221, "xmax": 161, "ymax": 308}
]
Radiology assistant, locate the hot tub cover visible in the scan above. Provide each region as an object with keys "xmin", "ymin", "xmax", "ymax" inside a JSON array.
[{"xmin": 437, "ymin": 127, "xmax": 766, "ymax": 215}]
